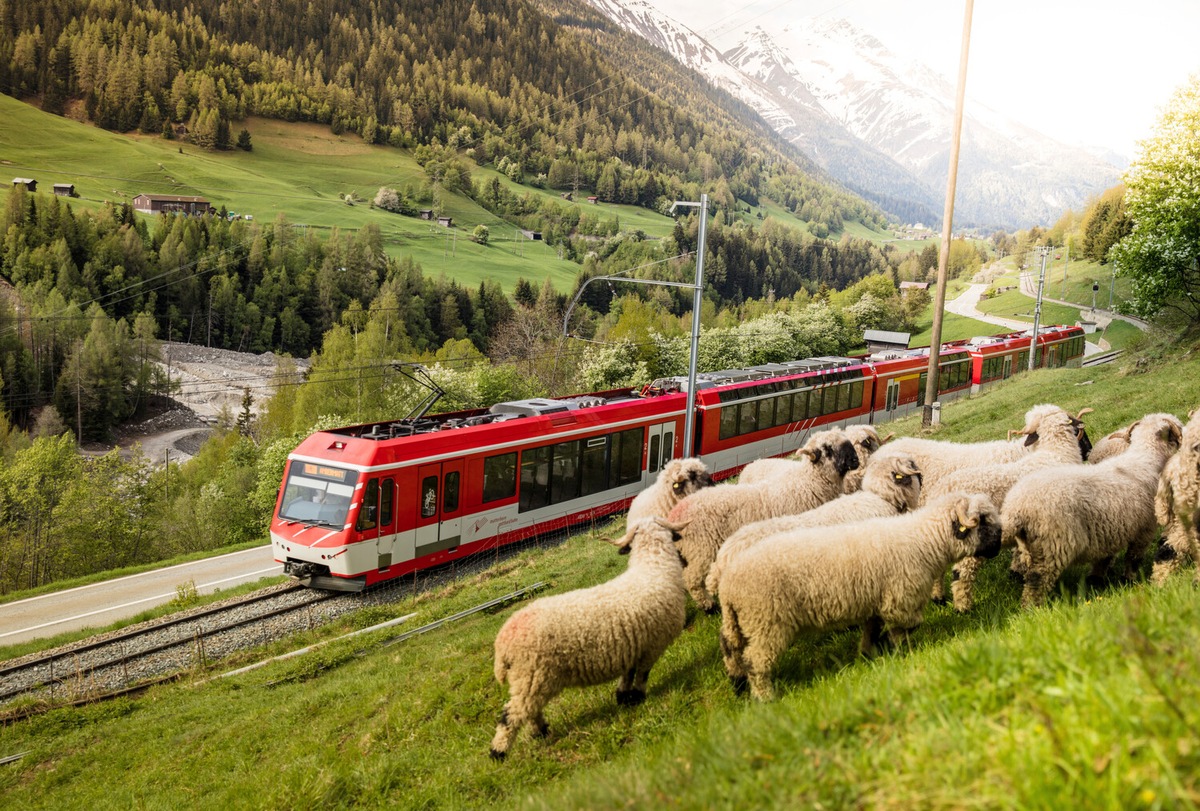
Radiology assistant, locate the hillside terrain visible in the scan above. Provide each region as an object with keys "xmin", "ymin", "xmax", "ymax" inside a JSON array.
[{"xmin": 2, "ymin": 342, "xmax": 1200, "ymax": 807}]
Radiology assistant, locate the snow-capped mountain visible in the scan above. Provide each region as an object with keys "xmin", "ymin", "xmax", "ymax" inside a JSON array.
[{"xmin": 583, "ymin": 0, "xmax": 1119, "ymax": 229}]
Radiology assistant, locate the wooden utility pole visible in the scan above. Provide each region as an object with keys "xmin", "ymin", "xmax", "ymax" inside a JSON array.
[{"xmin": 923, "ymin": 0, "xmax": 975, "ymax": 427}]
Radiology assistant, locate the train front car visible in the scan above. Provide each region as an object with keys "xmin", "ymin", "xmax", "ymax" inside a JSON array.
[{"xmin": 271, "ymin": 432, "xmax": 383, "ymax": 591}]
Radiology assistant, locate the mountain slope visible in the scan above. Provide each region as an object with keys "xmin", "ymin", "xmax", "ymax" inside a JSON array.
[{"xmin": 584, "ymin": 1, "xmax": 1120, "ymax": 229}]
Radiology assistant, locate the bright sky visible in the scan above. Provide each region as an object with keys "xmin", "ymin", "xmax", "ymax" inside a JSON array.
[{"xmin": 644, "ymin": 0, "xmax": 1200, "ymax": 160}]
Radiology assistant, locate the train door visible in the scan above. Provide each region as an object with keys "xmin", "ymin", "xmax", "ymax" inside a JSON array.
[
  {"xmin": 645, "ymin": 421, "xmax": 676, "ymax": 479},
  {"xmin": 414, "ymin": 461, "xmax": 465, "ymax": 559},
  {"xmin": 1003, "ymin": 356, "xmax": 1013, "ymax": 379},
  {"xmin": 1047, "ymin": 344, "xmax": 1059, "ymax": 368},
  {"xmin": 884, "ymin": 379, "xmax": 900, "ymax": 416},
  {"xmin": 357, "ymin": 476, "xmax": 396, "ymax": 569}
]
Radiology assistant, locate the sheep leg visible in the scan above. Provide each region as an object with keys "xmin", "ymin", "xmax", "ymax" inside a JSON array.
[
  {"xmin": 1086, "ymin": 555, "xmax": 1115, "ymax": 589},
  {"xmin": 682, "ymin": 554, "xmax": 717, "ymax": 613},
  {"xmin": 743, "ymin": 641, "xmax": 778, "ymax": 702},
  {"xmin": 929, "ymin": 571, "xmax": 948, "ymax": 605},
  {"xmin": 859, "ymin": 616, "xmax": 885, "ymax": 657},
  {"xmin": 950, "ymin": 556, "xmax": 983, "ymax": 613},
  {"xmin": 490, "ymin": 672, "xmax": 552, "ymax": 759},
  {"xmin": 1019, "ymin": 550, "xmax": 1062, "ymax": 609},
  {"xmin": 616, "ymin": 658, "xmax": 654, "ymax": 706},
  {"xmin": 719, "ymin": 609, "xmax": 749, "ymax": 695},
  {"xmin": 1122, "ymin": 528, "xmax": 1156, "ymax": 584}
]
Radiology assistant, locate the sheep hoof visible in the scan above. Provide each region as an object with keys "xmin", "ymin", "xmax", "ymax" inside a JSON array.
[
  {"xmin": 616, "ymin": 689, "xmax": 646, "ymax": 706},
  {"xmin": 704, "ymin": 603, "xmax": 720, "ymax": 615},
  {"xmin": 489, "ymin": 748, "xmax": 507, "ymax": 761},
  {"xmin": 730, "ymin": 675, "xmax": 749, "ymax": 696},
  {"xmin": 931, "ymin": 595, "xmax": 949, "ymax": 606},
  {"xmin": 1008, "ymin": 569, "xmax": 1024, "ymax": 584},
  {"xmin": 532, "ymin": 722, "xmax": 550, "ymax": 739}
]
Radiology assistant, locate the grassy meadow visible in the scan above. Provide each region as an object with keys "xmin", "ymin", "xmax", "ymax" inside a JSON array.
[{"xmin": 4, "ymin": 340, "xmax": 1200, "ymax": 809}]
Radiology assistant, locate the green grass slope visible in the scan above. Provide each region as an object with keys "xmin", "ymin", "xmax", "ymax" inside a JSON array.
[{"xmin": 4, "ymin": 344, "xmax": 1200, "ymax": 809}]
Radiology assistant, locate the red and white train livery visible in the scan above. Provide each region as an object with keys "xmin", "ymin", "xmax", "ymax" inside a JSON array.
[{"xmin": 271, "ymin": 324, "xmax": 1085, "ymax": 590}]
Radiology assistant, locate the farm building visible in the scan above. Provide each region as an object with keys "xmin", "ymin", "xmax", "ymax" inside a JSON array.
[
  {"xmin": 132, "ymin": 194, "xmax": 211, "ymax": 215},
  {"xmin": 11, "ymin": 178, "xmax": 36, "ymax": 191},
  {"xmin": 53, "ymin": 183, "xmax": 75, "ymax": 197},
  {"xmin": 863, "ymin": 330, "xmax": 911, "ymax": 354},
  {"xmin": 437, "ymin": 216, "xmax": 453, "ymax": 227}
]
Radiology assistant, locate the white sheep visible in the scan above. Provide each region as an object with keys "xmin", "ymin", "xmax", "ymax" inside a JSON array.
[
  {"xmin": 705, "ymin": 453, "xmax": 922, "ymax": 599},
  {"xmin": 626, "ymin": 457, "xmax": 713, "ymax": 524},
  {"xmin": 841, "ymin": 425, "xmax": 893, "ymax": 493},
  {"xmin": 489, "ymin": 517, "xmax": 688, "ymax": 759},
  {"xmin": 923, "ymin": 404, "xmax": 1092, "ymax": 611},
  {"xmin": 737, "ymin": 425, "xmax": 887, "ymax": 493},
  {"xmin": 1087, "ymin": 422, "xmax": 1135, "ymax": 463},
  {"xmin": 1151, "ymin": 409, "xmax": 1200, "ymax": 585},
  {"xmin": 667, "ymin": 429, "xmax": 860, "ymax": 612},
  {"xmin": 718, "ymin": 493, "xmax": 1001, "ymax": 701},
  {"xmin": 1003, "ymin": 412, "xmax": 1184, "ymax": 608}
]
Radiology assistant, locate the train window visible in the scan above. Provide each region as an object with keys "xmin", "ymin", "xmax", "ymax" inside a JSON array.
[
  {"xmin": 420, "ymin": 476, "xmax": 438, "ymax": 519},
  {"xmin": 551, "ymin": 440, "xmax": 582, "ymax": 504},
  {"xmin": 278, "ymin": 465, "xmax": 354, "ymax": 527},
  {"xmin": 519, "ymin": 446, "xmax": 551, "ymax": 512},
  {"xmin": 649, "ymin": 434, "xmax": 661, "ymax": 474},
  {"xmin": 581, "ymin": 436, "xmax": 609, "ymax": 496},
  {"xmin": 484, "ymin": 452, "xmax": 517, "ymax": 503},
  {"xmin": 757, "ymin": 396, "xmax": 775, "ymax": 431},
  {"xmin": 738, "ymin": 401, "xmax": 758, "ymax": 436},
  {"xmin": 444, "ymin": 471, "xmax": 460, "ymax": 513},
  {"xmin": 357, "ymin": 479, "xmax": 379, "ymax": 531},
  {"xmin": 663, "ymin": 431, "xmax": 674, "ymax": 461},
  {"xmin": 612, "ymin": 428, "xmax": 642, "ymax": 487},
  {"xmin": 849, "ymin": 380, "xmax": 864, "ymax": 408},
  {"xmin": 775, "ymin": 393, "xmax": 792, "ymax": 426},
  {"xmin": 792, "ymin": 390, "xmax": 809, "ymax": 421},
  {"xmin": 720, "ymin": 405, "xmax": 738, "ymax": 440},
  {"xmin": 381, "ymin": 478, "xmax": 395, "ymax": 525},
  {"xmin": 836, "ymin": 383, "xmax": 851, "ymax": 413}
]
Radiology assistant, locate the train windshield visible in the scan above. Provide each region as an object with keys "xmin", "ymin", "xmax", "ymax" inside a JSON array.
[{"xmin": 278, "ymin": 462, "xmax": 357, "ymax": 527}]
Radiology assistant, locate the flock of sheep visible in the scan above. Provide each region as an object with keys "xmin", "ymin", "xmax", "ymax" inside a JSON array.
[{"xmin": 488, "ymin": 405, "xmax": 1200, "ymax": 758}]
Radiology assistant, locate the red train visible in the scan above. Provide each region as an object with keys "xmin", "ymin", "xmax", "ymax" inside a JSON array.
[{"xmin": 271, "ymin": 324, "xmax": 1085, "ymax": 590}]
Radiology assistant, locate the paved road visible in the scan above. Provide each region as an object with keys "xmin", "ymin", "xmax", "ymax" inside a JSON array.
[
  {"xmin": 0, "ymin": 545, "xmax": 280, "ymax": 647},
  {"xmin": 946, "ymin": 284, "xmax": 1104, "ymax": 356}
]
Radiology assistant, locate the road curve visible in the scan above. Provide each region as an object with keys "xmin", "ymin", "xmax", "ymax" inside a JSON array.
[
  {"xmin": 0, "ymin": 545, "xmax": 281, "ymax": 647},
  {"xmin": 946, "ymin": 284, "xmax": 1104, "ymax": 356}
]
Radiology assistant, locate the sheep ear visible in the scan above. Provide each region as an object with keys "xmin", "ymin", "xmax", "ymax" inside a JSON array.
[
  {"xmin": 1164, "ymin": 422, "xmax": 1183, "ymax": 448},
  {"xmin": 1023, "ymin": 431, "xmax": 1039, "ymax": 447}
]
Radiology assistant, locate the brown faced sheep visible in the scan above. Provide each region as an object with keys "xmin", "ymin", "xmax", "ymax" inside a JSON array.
[
  {"xmin": 718, "ymin": 493, "xmax": 1001, "ymax": 701},
  {"xmin": 667, "ymin": 429, "xmax": 860, "ymax": 612},
  {"xmin": 490, "ymin": 517, "xmax": 688, "ymax": 760},
  {"xmin": 705, "ymin": 454, "xmax": 922, "ymax": 600},
  {"xmin": 1003, "ymin": 412, "xmax": 1183, "ymax": 608},
  {"xmin": 1151, "ymin": 409, "xmax": 1200, "ymax": 585},
  {"xmin": 626, "ymin": 457, "xmax": 713, "ymax": 524}
]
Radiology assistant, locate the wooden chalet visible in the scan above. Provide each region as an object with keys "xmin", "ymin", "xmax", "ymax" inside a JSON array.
[{"xmin": 132, "ymin": 194, "xmax": 211, "ymax": 215}]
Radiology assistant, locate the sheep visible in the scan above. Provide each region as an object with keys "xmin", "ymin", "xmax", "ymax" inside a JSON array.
[
  {"xmin": 1087, "ymin": 422, "xmax": 1135, "ymax": 464},
  {"xmin": 626, "ymin": 457, "xmax": 713, "ymax": 524},
  {"xmin": 1003, "ymin": 412, "xmax": 1184, "ymax": 608},
  {"xmin": 737, "ymin": 425, "xmax": 887, "ymax": 493},
  {"xmin": 717, "ymin": 493, "xmax": 1001, "ymax": 701},
  {"xmin": 667, "ymin": 429, "xmax": 860, "ymax": 612},
  {"xmin": 864, "ymin": 405, "xmax": 1094, "ymax": 507},
  {"xmin": 922, "ymin": 404, "xmax": 1093, "ymax": 611},
  {"xmin": 841, "ymin": 425, "xmax": 893, "ymax": 493},
  {"xmin": 1151, "ymin": 409, "xmax": 1200, "ymax": 585},
  {"xmin": 705, "ymin": 453, "xmax": 922, "ymax": 600},
  {"xmin": 489, "ymin": 517, "xmax": 688, "ymax": 760}
]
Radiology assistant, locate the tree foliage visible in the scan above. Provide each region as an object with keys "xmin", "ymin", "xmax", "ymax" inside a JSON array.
[{"xmin": 1110, "ymin": 75, "xmax": 1200, "ymax": 323}]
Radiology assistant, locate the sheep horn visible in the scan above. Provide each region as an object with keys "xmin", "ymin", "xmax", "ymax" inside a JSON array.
[
  {"xmin": 897, "ymin": 459, "xmax": 920, "ymax": 477},
  {"xmin": 952, "ymin": 499, "xmax": 979, "ymax": 530},
  {"xmin": 1007, "ymin": 428, "xmax": 1026, "ymax": 441},
  {"xmin": 881, "ymin": 432, "xmax": 896, "ymax": 445},
  {"xmin": 653, "ymin": 516, "xmax": 689, "ymax": 533},
  {"xmin": 1074, "ymin": 407, "xmax": 1094, "ymax": 420}
]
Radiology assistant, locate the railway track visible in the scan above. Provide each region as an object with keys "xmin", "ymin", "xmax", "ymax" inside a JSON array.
[{"xmin": 0, "ymin": 582, "xmax": 341, "ymax": 710}]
